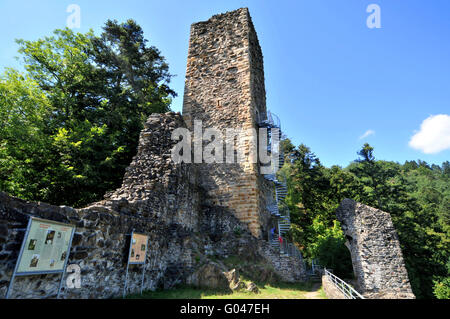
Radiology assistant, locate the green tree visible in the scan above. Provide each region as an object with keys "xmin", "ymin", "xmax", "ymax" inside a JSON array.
[
  {"xmin": 0, "ymin": 20, "xmax": 175, "ymax": 207},
  {"xmin": 307, "ymin": 217, "xmax": 353, "ymax": 278},
  {"xmin": 433, "ymin": 277, "xmax": 450, "ymax": 299},
  {"xmin": 0, "ymin": 69, "xmax": 55, "ymax": 200},
  {"xmin": 433, "ymin": 259, "xmax": 450, "ymax": 299},
  {"xmin": 348, "ymin": 144, "xmax": 448, "ymax": 298},
  {"xmin": 282, "ymin": 141, "xmax": 448, "ymax": 298},
  {"xmin": 279, "ymin": 143, "xmax": 355, "ymax": 277}
]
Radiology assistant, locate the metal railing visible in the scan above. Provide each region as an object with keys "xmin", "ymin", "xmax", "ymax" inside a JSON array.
[
  {"xmin": 267, "ymin": 234, "xmax": 302, "ymax": 258},
  {"xmin": 311, "ymin": 259, "xmax": 323, "ymax": 274},
  {"xmin": 324, "ymin": 268, "xmax": 365, "ymax": 299},
  {"xmin": 261, "ymin": 109, "xmax": 297, "ymax": 265},
  {"xmin": 258, "ymin": 110, "xmax": 281, "ymax": 129}
]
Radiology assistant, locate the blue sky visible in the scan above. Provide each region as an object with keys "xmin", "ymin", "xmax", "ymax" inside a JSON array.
[{"xmin": 0, "ymin": 0, "xmax": 449, "ymax": 167}]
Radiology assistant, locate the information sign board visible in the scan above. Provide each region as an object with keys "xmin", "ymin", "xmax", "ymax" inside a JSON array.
[
  {"xmin": 5, "ymin": 217, "xmax": 75, "ymax": 298},
  {"xmin": 16, "ymin": 218, "xmax": 74, "ymax": 274},
  {"xmin": 129, "ymin": 233, "xmax": 148, "ymax": 265}
]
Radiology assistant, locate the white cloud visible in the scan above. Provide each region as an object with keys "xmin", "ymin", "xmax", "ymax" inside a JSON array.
[
  {"xmin": 359, "ymin": 129, "xmax": 375, "ymax": 140},
  {"xmin": 409, "ymin": 114, "xmax": 450, "ymax": 154}
]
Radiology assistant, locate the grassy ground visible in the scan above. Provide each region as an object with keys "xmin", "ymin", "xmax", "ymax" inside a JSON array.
[{"xmin": 126, "ymin": 280, "xmax": 325, "ymax": 299}]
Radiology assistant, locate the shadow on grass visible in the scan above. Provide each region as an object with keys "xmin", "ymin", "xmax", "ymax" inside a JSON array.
[
  {"xmin": 126, "ymin": 280, "xmax": 322, "ymax": 299},
  {"xmin": 126, "ymin": 285, "xmax": 234, "ymax": 299},
  {"xmin": 261, "ymin": 280, "xmax": 319, "ymax": 292}
]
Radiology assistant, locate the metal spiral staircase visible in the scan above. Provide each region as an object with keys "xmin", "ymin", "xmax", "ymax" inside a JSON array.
[{"xmin": 258, "ymin": 111, "xmax": 293, "ymax": 257}]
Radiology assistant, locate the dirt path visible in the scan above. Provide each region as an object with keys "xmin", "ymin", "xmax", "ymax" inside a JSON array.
[{"xmin": 303, "ymin": 282, "xmax": 323, "ymax": 299}]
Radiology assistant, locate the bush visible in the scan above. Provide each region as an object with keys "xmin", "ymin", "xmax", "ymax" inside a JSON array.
[{"xmin": 433, "ymin": 277, "xmax": 450, "ymax": 299}]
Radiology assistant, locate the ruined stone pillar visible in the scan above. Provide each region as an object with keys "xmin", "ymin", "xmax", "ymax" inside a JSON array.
[
  {"xmin": 336, "ymin": 199, "xmax": 415, "ymax": 299},
  {"xmin": 182, "ymin": 8, "xmax": 270, "ymax": 237}
]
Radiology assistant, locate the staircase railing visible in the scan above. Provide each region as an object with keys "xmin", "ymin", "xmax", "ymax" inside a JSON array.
[
  {"xmin": 324, "ymin": 268, "xmax": 365, "ymax": 299},
  {"xmin": 258, "ymin": 110, "xmax": 280, "ymax": 129},
  {"xmin": 259, "ymin": 109, "xmax": 295, "ymax": 259}
]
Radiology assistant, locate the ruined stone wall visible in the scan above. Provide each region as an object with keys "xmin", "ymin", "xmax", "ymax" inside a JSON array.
[
  {"xmin": 258, "ymin": 176, "xmax": 276, "ymax": 237},
  {"xmin": 0, "ymin": 113, "xmax": 200, "ymax": 298},
  {"xmin": 0, "ymin": 112, "xmax": 305, "ymax": 299},
  {"xmin": 104, "ymin": 113, "xmax": 201, "ymax": 230},
  {"xmin": 258, "ymin": 241, "xmax": 306, "ymax": 282},
  {"xmin": 182, "ymin": 8, "xmax": 270, "ymax": 238},
  {"xmin": 0, "ymin": 193, "xmax": 197, "ymax": 298},
  {"xmin": 336, "ymin": 199, "xmax": 415, "ymax": 299}
]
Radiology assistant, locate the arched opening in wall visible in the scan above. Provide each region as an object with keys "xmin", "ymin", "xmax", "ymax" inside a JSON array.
[
  {"xmin": 311, "ymin": 232, "xmax": 354, "ymax": 280},
  {"xmin": 339, "ymin": 236, "xmax": 356, "ymax": 282}
]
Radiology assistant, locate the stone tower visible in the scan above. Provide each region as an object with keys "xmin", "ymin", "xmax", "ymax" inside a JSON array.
[{"xmin": 182, "ymin": 8, "xmax": 273, "ymax": 238}]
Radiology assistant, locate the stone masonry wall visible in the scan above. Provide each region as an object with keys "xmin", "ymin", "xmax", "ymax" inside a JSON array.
[
  {"xmin": 0, "ymin": 112, "xmax": 305, "ymax": 299},
  {"xmin": 336, "ymin": 199, "xmax": 415, "ymax": 299},
  {"xmin": 0, "ymin": 113, "xmax": 200, "ymax": 298},
  {"xmin": 182, "ymin": 8, "xmax": 270, "ymax": 238},
  {"xmin": 258, "ymin": 241, "xmax": 306, "ymax": 282},
  {"xmin": 258, "ymin": 175, "xmax": 276, "ymax": 238},
  {"xmin": 0, "ymin": 193, "xmax": 197, "ymax": 298},
  {"xmin": 104, "ymin": 113, "xmax": 201, "ymax": 231}
]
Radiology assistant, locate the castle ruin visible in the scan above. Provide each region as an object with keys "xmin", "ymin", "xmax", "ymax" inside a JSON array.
[
  {"xmin": 0, "ymin": 8, "xmax": 415, "ymax": 299},
  {"xmin": 0, "ymin": 8, "xmax": 304, "ymax": 299}
]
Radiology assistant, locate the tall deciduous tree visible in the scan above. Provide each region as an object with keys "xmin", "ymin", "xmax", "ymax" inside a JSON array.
[{"xmin": 0, "ymin": 20, "xmax": 176, "ymax": 207}]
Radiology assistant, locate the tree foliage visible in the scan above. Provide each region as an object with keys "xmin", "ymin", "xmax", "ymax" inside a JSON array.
[
  {"xmin": 281, "ymin": 140, "xmax": 449, "ymax": 298},
  {"xmin": 0, "ymin": 20, "xmax": 175, "ymax": 207}
]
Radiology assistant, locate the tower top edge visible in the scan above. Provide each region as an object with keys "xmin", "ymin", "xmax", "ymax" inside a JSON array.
[{"xmin": 190, "ymin": 7, "xmax": 250, "ymax": 27}]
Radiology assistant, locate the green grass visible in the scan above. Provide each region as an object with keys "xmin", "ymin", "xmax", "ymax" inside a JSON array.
[
  {"xmin": 126, "ymin": 281, "xmax": 324, "ymax": 299},
  {"xmin": 318, "ymin": 286, "xmax": 328, "ymax": 299}
]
